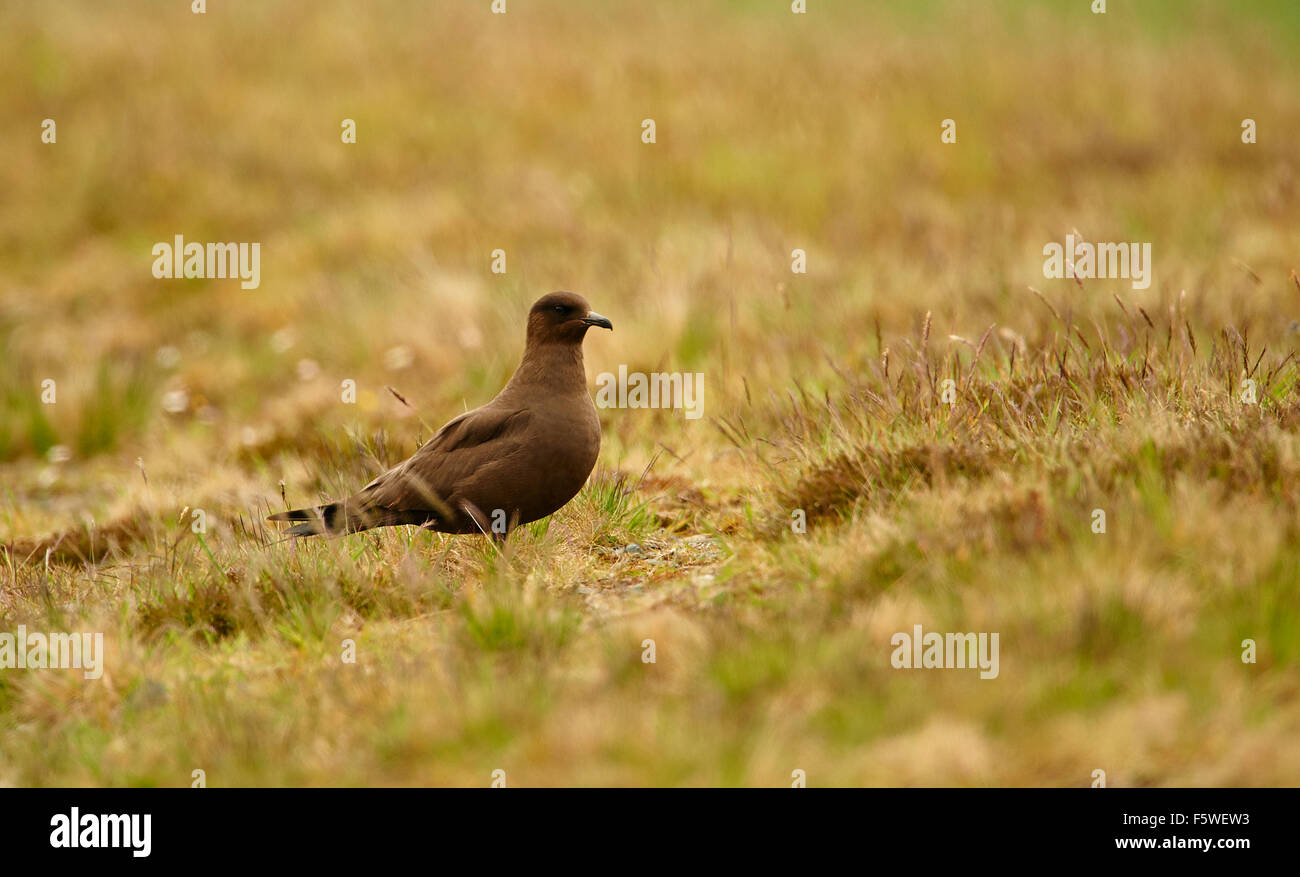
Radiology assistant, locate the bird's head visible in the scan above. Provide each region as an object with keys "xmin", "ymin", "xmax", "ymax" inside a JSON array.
[{"xmin": 526, "ymin": 291, "xmax": 613, "ymax": 346}]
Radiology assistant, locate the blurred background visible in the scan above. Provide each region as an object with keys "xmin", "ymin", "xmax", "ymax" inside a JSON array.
[{"xmin": 3, "ymin": 1, "xmax": 1297, "ymax": 488}]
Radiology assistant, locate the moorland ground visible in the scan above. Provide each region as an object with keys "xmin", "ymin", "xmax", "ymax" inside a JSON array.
[{"xmin": 2, "ymin": 0, "xmax": 1299, "ymax": 785}]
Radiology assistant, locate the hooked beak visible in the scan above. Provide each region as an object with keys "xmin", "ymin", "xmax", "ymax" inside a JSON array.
[{"xmin": 582, "ymin": 311, "xmax": 613, "ymax": 331}]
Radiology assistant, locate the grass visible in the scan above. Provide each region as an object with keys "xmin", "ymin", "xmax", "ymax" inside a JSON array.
[{"xmin": 1, "ymin": 0, "xmax": 1299, "ymax": 786}]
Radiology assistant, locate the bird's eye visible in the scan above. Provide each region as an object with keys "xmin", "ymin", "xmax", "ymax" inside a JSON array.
[{"xmin": 553, "ymin": 305, "xmax": 567, "ymax": 314}]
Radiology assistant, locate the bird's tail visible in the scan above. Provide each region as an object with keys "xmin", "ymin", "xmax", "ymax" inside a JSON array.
[
  {"xmin": 266, "ymin": 502, "xmax": 350, "ymax": 536},
  {"xmin": 267, "ymin": 500, "xmax": 430, "ymax": 536}
]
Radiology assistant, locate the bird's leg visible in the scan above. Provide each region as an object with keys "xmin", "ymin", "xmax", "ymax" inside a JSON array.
[
  {"xmin": 460, "ymin": 501, "xmax": 507, "ymax": 556},
  {"xmin": 492, "ymin": 510, "xmax": 520, "ymax": 553}
]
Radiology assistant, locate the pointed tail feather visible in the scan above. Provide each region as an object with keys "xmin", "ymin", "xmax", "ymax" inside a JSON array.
[
  {"xmin": 283, "ymin": 520, "xmax": 327, "ymax": 537},
  {"xmin": 268, "ymin": 501, "xmax": 433, "ymax": 536},
  {"xmin": 266, "ymin": 507, "xmax": 320, "ymax": 522},
  {"xmin": 267, "ymin": 502, "xmax": 348, "ymax": 536}
]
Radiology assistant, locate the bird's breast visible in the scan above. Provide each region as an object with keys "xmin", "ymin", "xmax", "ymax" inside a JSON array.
[{"xmin": 513, "ymin": 394, "xmax": 601, "ymax": 519}]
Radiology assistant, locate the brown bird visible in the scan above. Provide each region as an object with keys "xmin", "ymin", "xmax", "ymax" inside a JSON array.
[{"xmin": 268, "ymin": 291, "xmax": 613, "ymax": 539}]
